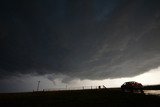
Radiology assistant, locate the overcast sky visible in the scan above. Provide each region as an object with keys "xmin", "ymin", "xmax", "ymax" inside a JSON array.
[{"xmin": 0, "ymin": 0, "xmax": 160, "ymax": 92}]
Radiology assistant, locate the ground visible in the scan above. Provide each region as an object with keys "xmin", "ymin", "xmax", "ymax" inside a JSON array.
[{"xmin": 0, "ymin": 89, "xmax": 160, "ymax": 107}]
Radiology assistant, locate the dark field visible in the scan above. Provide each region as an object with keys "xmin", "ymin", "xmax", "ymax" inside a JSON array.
[{"xmin": 0, "ymin": 89, "xmax": 160, "ymax": 107}]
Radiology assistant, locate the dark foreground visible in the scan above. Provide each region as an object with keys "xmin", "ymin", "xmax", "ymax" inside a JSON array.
[{"xmin": 0, "ymin": 89, "xmax": 160, "ymax": 107}]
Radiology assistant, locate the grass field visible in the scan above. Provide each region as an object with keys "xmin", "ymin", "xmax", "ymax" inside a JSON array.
[{"xmin": 0, "ymin": 89, "xmax": 160, "ymax": 107}]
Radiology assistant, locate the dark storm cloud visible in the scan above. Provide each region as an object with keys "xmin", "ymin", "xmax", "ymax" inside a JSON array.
[{"xmin": 0, "ymin": 0, "xmax": 160, "ymax": 80}]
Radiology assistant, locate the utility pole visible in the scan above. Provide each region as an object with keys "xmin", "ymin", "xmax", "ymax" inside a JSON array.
[
  {"xmin": 37, "ymin": 81, "xmax": 40, "ymax": 91},
  {"xmin": 66, "ymin": 85, "xmax": 68, "ymax": 90}
]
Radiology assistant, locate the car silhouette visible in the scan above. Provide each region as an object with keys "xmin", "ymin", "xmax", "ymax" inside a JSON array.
[{"xmin": 121, "ymin": 81, "xmax": 144, "ymax": 93}]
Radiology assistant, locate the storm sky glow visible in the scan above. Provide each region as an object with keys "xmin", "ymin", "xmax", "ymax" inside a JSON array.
[
  {"xmin": 0, "ymin": 0, "xmax": 160, "ymax": 92},
  {"xmin": 1, "ymin": 66, "xmax": 160, "ymax": 93}
]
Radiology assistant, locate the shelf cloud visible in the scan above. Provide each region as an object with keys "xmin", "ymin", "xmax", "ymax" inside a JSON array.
[{"xmin": 0, "ymin": 0, "xmax": 160, "ymax": 82}]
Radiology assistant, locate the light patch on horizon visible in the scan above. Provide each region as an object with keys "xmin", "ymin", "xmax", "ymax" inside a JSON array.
[
  {"xmin": 0, "ymin": 67, "xmax": 160, "ymax": 93},
  {"xmin": 67, "ymin": 66, "xmax": 160, "ymax": 88}
]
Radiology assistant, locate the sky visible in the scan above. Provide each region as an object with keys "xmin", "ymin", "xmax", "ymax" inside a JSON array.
[{"xmin": 0, "ymin": 0, "xmax": 160, "ymax": 93}]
